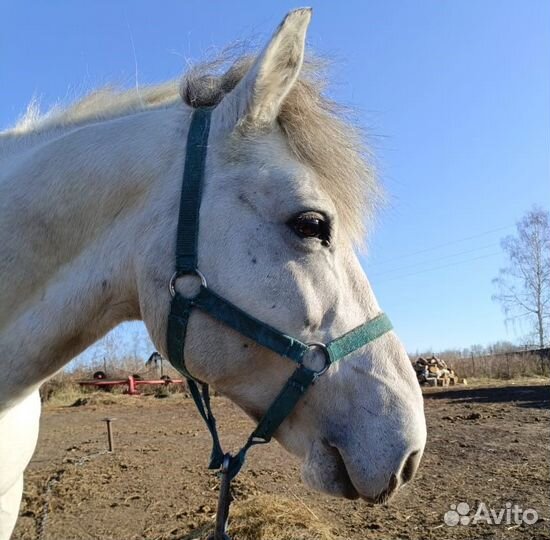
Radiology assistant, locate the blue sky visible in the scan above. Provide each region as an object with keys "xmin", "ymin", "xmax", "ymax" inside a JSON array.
[{"xmin": 1, "ymin": 1, "xmax": 548, "ymax": 358}]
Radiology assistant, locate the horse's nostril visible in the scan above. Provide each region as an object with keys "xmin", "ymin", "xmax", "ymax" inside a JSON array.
[{"xmin": 400, "ymin": 449, "xmax": 421, "ymax": 485}]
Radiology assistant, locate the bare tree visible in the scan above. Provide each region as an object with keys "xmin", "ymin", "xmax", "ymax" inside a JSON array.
[{"xmin": 493, "ymin": 207, "xmax": 550, "ymax": 348}]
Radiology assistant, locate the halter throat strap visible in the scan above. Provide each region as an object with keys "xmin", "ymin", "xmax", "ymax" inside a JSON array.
[{"xmin": 166, "ymin": 107, "xmax": 393, "ymax": 539}]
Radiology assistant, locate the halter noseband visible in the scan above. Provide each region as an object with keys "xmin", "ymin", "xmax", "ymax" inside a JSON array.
[{"xmin": 166, "ymin": 107, "xmax": 392, "ymax": 539}]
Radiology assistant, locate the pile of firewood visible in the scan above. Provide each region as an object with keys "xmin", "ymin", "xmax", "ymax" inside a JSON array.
[{"xmin": 413, "ymin": 356, "xmax": 466, "ymax": 386}]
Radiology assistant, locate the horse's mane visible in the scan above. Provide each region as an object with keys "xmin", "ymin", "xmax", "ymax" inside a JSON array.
[{"xmin": 4, "ymin": 53, "xmax": 380, "ymax": 242}]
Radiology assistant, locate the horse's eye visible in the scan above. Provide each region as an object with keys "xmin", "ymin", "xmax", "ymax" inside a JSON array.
[{"xmin": 288, "ymin": 212, "xmax": 330, "ymax": 244}]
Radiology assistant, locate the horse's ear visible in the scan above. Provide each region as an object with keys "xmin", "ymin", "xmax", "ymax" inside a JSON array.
[{"xmin": 217, "ymin": 8, "xmax": 311, "ymax": 131}]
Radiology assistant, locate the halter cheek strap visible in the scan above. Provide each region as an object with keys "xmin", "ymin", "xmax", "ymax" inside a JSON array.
[{"xmin": 166, "ymin": 107, "xmax": 393, "ymax": 539}]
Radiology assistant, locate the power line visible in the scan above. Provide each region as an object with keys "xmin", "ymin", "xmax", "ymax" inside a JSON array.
[
  {"xmin": 369, "ymin": 241, "xmax": 500, "ymax": 277},
  {"xmin": 372, "ymin": 251, "xmax": 503, "ymax": 283},
  {"xmin": 368, "ymin": 224, "xmax": 514, "ymax": 267}
]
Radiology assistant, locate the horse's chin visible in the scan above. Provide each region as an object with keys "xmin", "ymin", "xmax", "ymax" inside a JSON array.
[
  {"xmin": 301, "ymin": 439, "xmax": 402, "ymax": 504},
  {"xmin": 301, "ymin": 440, "xmax": 360, "ymax": 500}
]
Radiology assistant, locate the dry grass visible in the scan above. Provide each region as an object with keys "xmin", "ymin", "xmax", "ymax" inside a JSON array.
[
  {"xmin": 40, "ymin": 374, "xmax": 91, "ymax": 406},
  {"xmin": 42, "ymin": 385, "xmax": 131, "ymax": 408},
  {"xmin": 459, "ymin": 375, "xmax": 550, "ymax": 387},
  {"xmin": 68, "ymin": 392, "xmax": 137, "ymax": 407},
  {"xmin": 182, "ymin": 495, "xmax": 337, "ymax": 540},
  {"xmin": 228, "ymin": 495, "xmax": 336, "ymax": 540},
  {"xmin": 444, "ymin": 350, "xmax": 548, "ymax": 379},
  {"xmin": 42, "ymin": 385, "xmax": 181, "ymax": 408}
]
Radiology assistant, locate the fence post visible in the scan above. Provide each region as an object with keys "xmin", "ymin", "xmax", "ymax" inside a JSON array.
[{"xmin": 102, "ymin": 418, "xmax": 116, "ymax": 452}]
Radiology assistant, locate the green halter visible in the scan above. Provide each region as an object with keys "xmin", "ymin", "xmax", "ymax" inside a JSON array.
[{"xmin": 166, "ymin": 107, "xmax": 393, "ymax": 539}]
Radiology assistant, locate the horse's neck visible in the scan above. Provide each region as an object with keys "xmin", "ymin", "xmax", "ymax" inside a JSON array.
[{"xmin": 0, "ymin": 106, "xmax": 187, "ymax": 406}]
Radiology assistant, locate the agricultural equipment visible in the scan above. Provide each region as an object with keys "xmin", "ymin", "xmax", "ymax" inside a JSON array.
[{"xmin": 78, "ymin": 374, "xmax": 185, "ymax": 395}]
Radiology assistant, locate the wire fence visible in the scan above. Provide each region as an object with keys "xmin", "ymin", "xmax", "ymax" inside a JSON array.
[{"xmin": 437, "ymin": 348, "xmax": 550, "ymax": 380}]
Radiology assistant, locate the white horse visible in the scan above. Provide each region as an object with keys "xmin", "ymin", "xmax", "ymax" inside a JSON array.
[{"xmin": 0, "ymin": 9, "xmax": 426, "ymax": 538}]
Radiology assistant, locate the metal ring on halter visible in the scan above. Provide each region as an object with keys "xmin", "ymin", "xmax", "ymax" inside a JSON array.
[
  {"xmin": 221, "ymin": 454, "xmax": 231, "ymax": 472},
  {"xmin": 305, "ymin": 342, "xmax": 332, "ymax": 378},
  {"xmin": 169, "ymin": 269, "xmax": 208, "ymax": 298}
]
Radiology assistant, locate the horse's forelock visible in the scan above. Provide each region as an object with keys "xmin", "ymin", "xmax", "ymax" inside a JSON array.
[{"xmin": 183, "ymin": 53, "xmax": 381, "ymax": 244}]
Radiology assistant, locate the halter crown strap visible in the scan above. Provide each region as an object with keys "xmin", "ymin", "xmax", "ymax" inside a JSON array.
[
  {"xmin": 166, "ymin": 107, "xmax": 393, "ymax": 539},
  {"xmin": 175, "ymin": 106, "xmax": 212, "ymax": 273}
]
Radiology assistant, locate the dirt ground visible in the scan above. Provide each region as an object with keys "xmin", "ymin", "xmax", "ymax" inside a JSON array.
[{"xmin": 13, "ymin": 380, "xmax": 549, "ymax": 540}]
